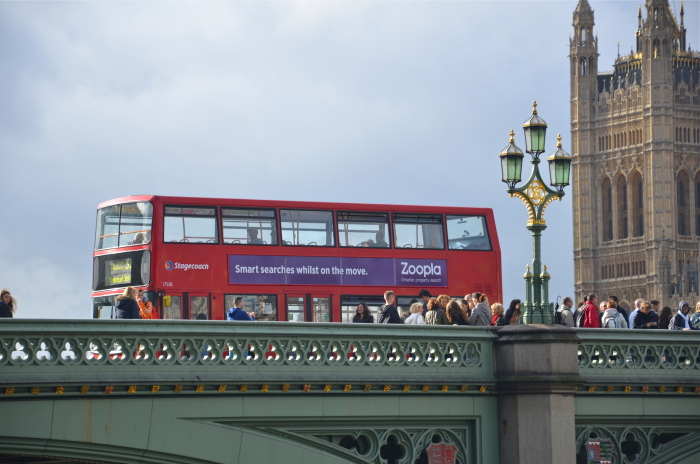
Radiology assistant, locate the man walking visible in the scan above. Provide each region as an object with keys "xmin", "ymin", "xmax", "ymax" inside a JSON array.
[
  {"xmin": 378, "ymin": 291, "xmax": 404, "ymax": 324},
  {"xmin": 628, "ymin": 299, "xmax": 644, "ymax": 329},
  {"xmin": 582, "ymin": 293, "xmax": 600, "ymax": 328},
  {"xmin": 557, "ymin": 297, "xmax": 575, "ymax": 327}
]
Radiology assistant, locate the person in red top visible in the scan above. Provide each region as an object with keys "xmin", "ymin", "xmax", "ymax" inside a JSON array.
[{"xmin": 582, "ymin": 293, "xmax": 601, "ymax": 328}]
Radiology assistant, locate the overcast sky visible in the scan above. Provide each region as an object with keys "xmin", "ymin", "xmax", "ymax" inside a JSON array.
[{"xmin": 1, "ymin": 0, "xmax": 698, "ymax": 319}]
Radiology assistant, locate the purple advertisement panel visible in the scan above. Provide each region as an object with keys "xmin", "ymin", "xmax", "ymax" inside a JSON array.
[
  {"xmin": 228, "ymin": 255, "xmax": 447, "ymax": 287},
  {"xmin": 341, "ymin": 257, "xmax": 395, "ymax": 286},
  {"xmin": 395, "ymin": 258, "xmax": 448, "ymax": 287},
  {"xmin": 229, "ymin": 255, "xmax": 287, "ymax": 284},
  {"xmin": 285, "ymin": 256, "xmax": 342, "ymax": 285}
]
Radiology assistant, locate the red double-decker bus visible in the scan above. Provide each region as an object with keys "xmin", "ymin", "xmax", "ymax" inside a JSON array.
[{"xmin": 92, "ymin": 195, "xmax": 502, "ymax": 322}]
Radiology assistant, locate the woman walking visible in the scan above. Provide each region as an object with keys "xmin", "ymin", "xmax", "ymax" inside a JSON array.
[
  {"xmin": 0, "ymin": 289, "xmax": 16, "ymax": 318},
  {"xmin": 115, "ymin": 287, "xmax": 141, "ymax": 319},
  {"xmin": 352, "ymin": 302, "xmax": 374, "ymax": 323}
]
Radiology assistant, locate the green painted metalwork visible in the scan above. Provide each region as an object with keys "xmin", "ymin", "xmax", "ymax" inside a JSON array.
[
  {"xmin": 0, "ymin": 320, "xmax": 496, "ymax": 390},
  {"xmin": 576, "ymin": 329, "xmax": 700, "ymax": 386}
]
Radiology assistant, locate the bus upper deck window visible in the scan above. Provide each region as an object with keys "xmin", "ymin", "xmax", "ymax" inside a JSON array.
[
  {"xmin": 392, "ymin": 213, "xmax": 445, "ymax": 249},
  {"xmin": 95, "ymin": 202, "xmax": 153, "ymax": 250},
  {"xmin": 164, "ymin": 206, "xmax": 218, "ymax": 244},
  {"xmin": 280, "ymin": 210, "xmax": 335, "ymax": 247},
  {"xmin": 222, "ymin": 208, "xmax": 278, "ymax": 245},
  {"xmin": 337, "ymin": 212, "xmax": 390, "ymax": 248},
  {"xmin": 446, "ymin": 215, "xmax": 492, "ymax": 251}
]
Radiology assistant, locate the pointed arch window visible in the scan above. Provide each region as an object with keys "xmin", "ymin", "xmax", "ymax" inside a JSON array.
[
  {"xmin": 630, "ymin": 171, "xmax": 644, "ymax": 237},
  {"xmin": 602, "ymin": 177, "xmax": 613, "ymax": 241},
  {"xmin": 617, "ymin": 176, "xmax": 628, "ymax": 239},
  {"xmin": 580, "ymin": 57, "xmax": 587, "ymax": 76},
  {"xmin": 678, "ymin": 171, "xmax": 690, "ymax": 235}
]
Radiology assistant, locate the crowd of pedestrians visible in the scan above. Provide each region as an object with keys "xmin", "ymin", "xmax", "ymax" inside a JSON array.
[{"xmin": 555, "ymin": 293, "xmax": 700, "ymax": 330}]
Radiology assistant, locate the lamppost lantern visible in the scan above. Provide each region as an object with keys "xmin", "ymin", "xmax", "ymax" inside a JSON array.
[
  {"xmin": 547, "ymin": 134, "xmax": 572, "ymax": 192},
  {"xmin": 499, "ymin": 102, "xmax": 571, "ymax": 325},
  {"xmin": 499, "ymin": 130, "xmax": 524, "ymax": 188},
  {"xmin": 522, "ymin": 101, "xmax": 547, "ymax": 156}
]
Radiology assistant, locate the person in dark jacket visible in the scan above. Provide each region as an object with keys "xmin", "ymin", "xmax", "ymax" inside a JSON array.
[
  {"xmin": 504, "ymin": 299, "xmax": 521, "ymax": 324},
  {"xmin": 227, "ymin": 297, "xmax": 255, "ymax": 321},
  {"xmin": 352, "ymin": 302, "xmax": 374, "ymax": 323},
  {"xmin": 446, "ymin": 300, "xmax": 468, "ymax": 325},
  {"xmin": 425, "ymin": 298, "xmax": 450, "ymax": 325},
  {"xmin": 419, "ymin": 289, "xmax": 432, "ymax": 317},
  {"xmin": 490, "ymin": 303, "xmax": 506, "ymax": 326},
  {"xmin": 670, "ymin": 301, "xmax": 698, "ymax": 330},
  {"xmin": 633, "ymin": 301, "xmax": 658, "ymax": 329},
  {"xmin": 115, "ymin": 287, "xmax": 141, "ymax": 319},
  {"xmin": 0, "ymin": 289, "xmax": 16, "ymax": 318},
  {"xmin": 377, "ymin": 291, "xmax": 403, "ymax": 324},
  {"xmin": 658, "ymin": 306, "xmax": 674, "ymax": 330}
]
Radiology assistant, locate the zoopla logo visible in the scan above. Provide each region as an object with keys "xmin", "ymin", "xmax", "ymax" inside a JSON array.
[
  {"xmin": 400, "ymin": 262, "xmax": 442, "ymax": 277},
  {"xmin": 165, "ymin": 261, "xmax": 174, "ymax": 271}
]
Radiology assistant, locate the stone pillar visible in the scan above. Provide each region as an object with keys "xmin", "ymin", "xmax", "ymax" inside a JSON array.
[{"xmin": 495, "ymin": 324, "xmax": 582, "ymax": 464}]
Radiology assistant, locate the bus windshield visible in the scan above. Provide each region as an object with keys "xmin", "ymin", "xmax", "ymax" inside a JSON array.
[{"xmin": 95, "ymin": 202, "xmax": 154, "ymax": 250}]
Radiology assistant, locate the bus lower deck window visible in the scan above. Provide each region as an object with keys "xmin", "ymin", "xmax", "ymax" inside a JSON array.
[{"xmin": 224, "ymin": 294, "xmax": 277, "ymax": 321}]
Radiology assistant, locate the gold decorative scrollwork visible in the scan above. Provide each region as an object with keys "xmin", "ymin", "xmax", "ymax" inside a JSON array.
[
  {"xmin": 526, "ymin": 180, "xmax": 546, "ymax": 206},
  {"xmin": 510, "ymin": 191, "xmax": 536, "ymax": 220}
]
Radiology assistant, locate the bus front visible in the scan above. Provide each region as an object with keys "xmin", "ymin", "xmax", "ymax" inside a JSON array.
[{"xmin": 92, "ymin": 197, "xmax": 155, "ymax": 319}]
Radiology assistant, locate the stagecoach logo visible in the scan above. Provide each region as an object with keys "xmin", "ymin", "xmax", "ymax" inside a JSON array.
[
  {"xmin": 427, "ymin": 442, "xmax": 458, "ymax": 464},
  {"xmin": 165, "ymin": 261, "xmax": 209, "ymax": 271}
]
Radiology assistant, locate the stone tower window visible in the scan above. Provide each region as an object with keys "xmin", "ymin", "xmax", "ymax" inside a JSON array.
[
  {"xmin": 678, "ymin": 171, "xmax": 690, "ymax": 236},
  {"xmin": 653, "ymin": 39, "xmax": 661, "ymax": 59},
  {"xmin": 630, "ymin": 171, "xmax": 644, "ymax": 237},
  {"xmin": 695, "ymin": 172, "xmax": 700, "ymax": 236},
  {"xmin": 580, "ymin": 57, "xmax": 587, "ymax": 76},
  {"xmin": 617, "ymin": 176, "xmax": 629, "ymax": 239},
  {"xmin": 602, "ymin": 177, "xmax": 613, "ymax": 241},
  {"xmin": 581, "ymin": 27, "xmax": 587, "ymax": 42}
]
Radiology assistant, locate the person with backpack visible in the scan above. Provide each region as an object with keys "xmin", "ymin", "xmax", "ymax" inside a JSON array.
[
  {"xmin": 601, "ymin": 300, "xmax": 627, "ymax": 329},
  {"xmin": 574, "ymin": 300, "xmax": 585, "ymax": 327},
  {"xmin": 581, "ymin": 293, "xmax": 600, "ymax": 328},
  {"xmin": 556, "ymin": 297, "xmax": 575, "ymax": 327},
  {"xmin": 608, "ymin": 295, "xmax": 628, "ymax": 326}
]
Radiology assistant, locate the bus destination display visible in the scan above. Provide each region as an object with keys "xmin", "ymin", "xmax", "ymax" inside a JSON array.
[{"xmin": 105, "ymin": 258, "xmax": 132, "ymax": 286}]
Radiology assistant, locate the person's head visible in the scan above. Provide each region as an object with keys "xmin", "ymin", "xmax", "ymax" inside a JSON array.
[
  {"xmin": 635, "ymin": 298, "xmax": 644, "ymax": 309},
  {"xmin": 563, "ymin": 297, "xmax": 573, "ymax": 307},
  {"xmin": 586, "ymin": 293, "xmax": 598, "ymax": 305},
  {"xmin": 122, "ymin": 286, "xmax": 137, "ymax": 300},
  {"xmin": 0, "ymin": 289, "xmax": 15, "ymax": 312},
  {"xmin": 599, "ymin": 302, "xmax": 607, "ymax": 311},
  {"xmin": 234, "ymin": 297, "xmax": 244, "ymax": 308},
  {"xmin": 650, "ymin": 300, "xmax": 660, "ymax": 311},
  {"xmin": 609, "ymin": 295, "xmax": 619, "ymax": 303},
  {"xmin": 419, "ymin": 289, "xmax": 432, "ymax": 302},
  {"xmin": 427, "ymin": 298, "xmax": 439, "ymax": 311},
  {"xmin": 356, "ymin": 302, "xmax": 370, "ymax": 317},
  {"xmin": 680, "ymin": 302, "xmax": 690, "ymax": 315},
  {"xmin": 660, "ymin": 306, "xmax": 673, "ymax": 319},
  {"xmin": 477, "ymin": 293, "xmax": 488, "ymax": 305},
  {"xmin": 410, "ymin": 302, "xmax": 423, "ymax": 314},
  {"xmin": 132, "ymin": 232, "xmax": 145, "ymax": 244},
  {"xmin": 491, "ymin": 303, "xmax": 504, "ymax": 316},
  {"xmin": 247, "ymin": 228, "xmax": 258, "ymax": 240},
  {"xmin": 577, "ymin": 300, "xmax": 585, "ymax": 308},
  {"xmin": 438, "ymin": 295, "xmax": 450, "ymax": 308},
  {"xmin": 384, "ymin": 290, "xmax": 395, "ymax": 304},
  {"xmin": 464, "ymin": 293, "xmax": 472, "ymax": 301},
  {"xmin": 472, "ymin": 292, "xmax": 482, "ymax": 304},
  {"xmin": 640, "ymin": 301, "xmax": 652, "ymax": 313},
  {"xmin": 607, "ymin": 300, "xmax": 617, "ymax": 310},
  {"xmin": 694, "ymin": 301, "xmax": 700, "ymax": 314},
  {"xmin": 507, "ymin": 299, "xmax": 521, "ymax": 313},
  {"xmin": 137, "ymin": 288, "xmax": 145, "ymax": 299},
  {"xmin": 446, "ymin": 300, "xmax": 463, "ymax": 323},
  {"xmin": 460, "ymin": 299, "xmax": 470, "ymax": 312},
  {"xmin": 509, "ymin": 305, "xmax": 521, "ymax": 324},
  {"xmin": 376, "ymin": 231, "xmax": 385, "ymax": 242}
]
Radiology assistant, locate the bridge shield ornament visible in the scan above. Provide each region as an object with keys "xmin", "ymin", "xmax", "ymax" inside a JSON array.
[
  {"xmin": 584, "ymin": 438, "xmax": 613, "ymax": 464},
  {"xmin": 427, "ymin": 442, "xmax": 458, "ymax": 464}
]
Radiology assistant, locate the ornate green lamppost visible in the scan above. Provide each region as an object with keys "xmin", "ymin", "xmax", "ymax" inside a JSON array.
[{"xmin": 499, "ymin": 102, "xmax": 572, "ymax": 324}]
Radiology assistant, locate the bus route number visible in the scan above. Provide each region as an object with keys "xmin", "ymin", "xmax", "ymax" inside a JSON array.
[{"xmin": 162, "ymin": 282, "xmax": 174, "ymax": 287}]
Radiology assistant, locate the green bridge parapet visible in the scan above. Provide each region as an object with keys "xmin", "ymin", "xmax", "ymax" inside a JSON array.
[
  {"xmin": 577, "ymin": 328, "xmax": 700, "ymax": 388},
  {"xmin": 0, "ymin": 320, "xmax": 497, "ymax": 395}
]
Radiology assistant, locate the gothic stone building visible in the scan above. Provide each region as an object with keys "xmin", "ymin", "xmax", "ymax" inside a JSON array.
[{"xmin": 570, "ymin": 0, "xmax": 700, "ymax": 308}]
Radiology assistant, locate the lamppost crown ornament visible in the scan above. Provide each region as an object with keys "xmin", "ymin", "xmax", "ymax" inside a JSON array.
[
  {"xmin": 523, "ymin": 100, "xmax": 548, "ymax": 157},
  {"xmin": 499, "ymin": 130, "xmax": 524, "ymax": 188},
  {"xmin": 547, "ymin": 134, "xmax": 572, "ymax": 192}
]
